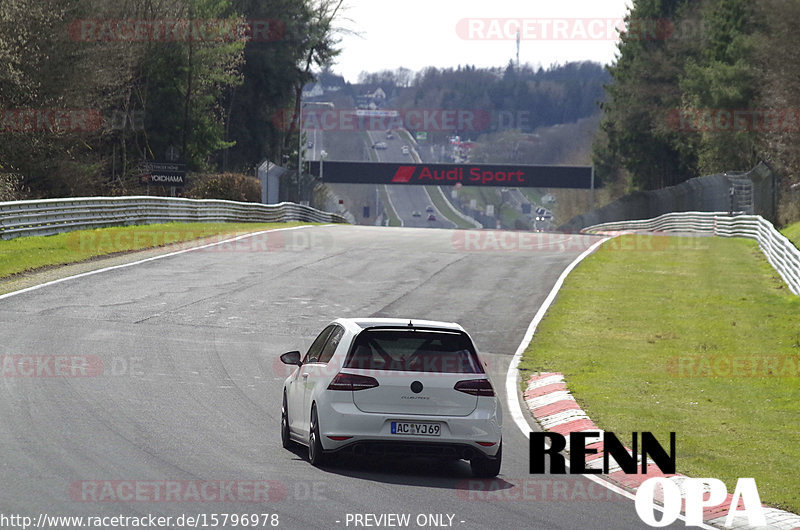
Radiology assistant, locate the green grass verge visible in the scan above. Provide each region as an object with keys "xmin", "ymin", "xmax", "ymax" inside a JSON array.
[
  {"xmin": 451, "ymin": 186, "xmax": 523, "ymax": 229},
  {"xmin": 378, "ymin": 187, "xmax": 402, "ymax": 227},
  {"xmin": 520, "ymin": 188, "xmax": 544, "ymax": 206},
  {"xmin": 0, "ymin": 222, "xmax": 308, "ymax": 279},
  {"xmin": 394, "ymin": 128, "xmax": 416, "ymax": 149},
  {"xmin": 454, "ymin": 186, "xmax": 490, "ymax": 210},
  {"xmin": 518, "ymin": 235, "xmax": 800, "ymax": 513},
  {"xmin": 499, "ymin": 203, "xmax": 529, "ymax": 230},
  {"xmin": 425, "ymin": 187, "xmax": 475, "ymax": 229},
  {"xmin": 781, "ymin": 220, "xmax": 800, "ymax": 249}
]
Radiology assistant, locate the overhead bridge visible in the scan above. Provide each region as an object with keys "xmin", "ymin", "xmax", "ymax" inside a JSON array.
[{"xmin": 309, "ymin": 161, "xmax": 594, "ymax": 189}]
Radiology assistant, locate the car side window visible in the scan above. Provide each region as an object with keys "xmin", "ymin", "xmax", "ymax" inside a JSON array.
[
  {"xmin": 302, "ymin": 326, "xmax": 334, "ymax": 364},
  {"xmin": 318, "ymin": 325, "xmax": 344, "ymax": 364}
]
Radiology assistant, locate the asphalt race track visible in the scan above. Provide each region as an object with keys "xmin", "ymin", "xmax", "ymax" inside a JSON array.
[
  {"xmin": 0, "ymin": 225, "xmax": 682, "ymax": 529},
  {"xmin": 366, "ymin": 130, "xmax": 455, "ymax": 229}
]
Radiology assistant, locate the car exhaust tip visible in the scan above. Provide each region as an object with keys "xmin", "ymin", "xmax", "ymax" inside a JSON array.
[{"xmin": 461, "ymin": 448, "xmax": 475, "ymax": 460}]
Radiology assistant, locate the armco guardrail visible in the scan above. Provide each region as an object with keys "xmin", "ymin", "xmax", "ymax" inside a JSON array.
[
  {"xmin": 0, "ymin": 196, "xmax": 349, "ymax": 240},
  {"xmin": 583, "ymin": 211, "xmax": 800, "ymax": 296}
]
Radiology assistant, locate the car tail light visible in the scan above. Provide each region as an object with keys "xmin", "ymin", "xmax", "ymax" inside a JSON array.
[
  {"xmin": 454, "ymin": 378, "xmax": 495, "ymax": 397},
  {"xmin": 476, "ymin": 441, "xmax": 497, "ymax": 447},
  {"xmin": 328, "ymin": 373, "xmax": 379, "ymax": 391}
]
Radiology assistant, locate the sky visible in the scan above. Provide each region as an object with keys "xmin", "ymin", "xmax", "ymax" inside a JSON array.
[{"xmin": 332, "ymin": 0, "xmax": 634, "ymax": 83}]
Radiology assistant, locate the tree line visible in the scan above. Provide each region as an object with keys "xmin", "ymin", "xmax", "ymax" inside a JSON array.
[
  {"xmin": 0, "ymin": 0, "xmax": 342, "ymax": 199},
  {"xmin": 356, "ymin": 61, "xmax": 609, "ymax": 135},
  {"xmin": 594, "ymin": 0, "xmax": 800, "ymax": 221}
]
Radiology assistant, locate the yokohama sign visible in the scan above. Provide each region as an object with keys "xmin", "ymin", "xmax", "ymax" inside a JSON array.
[
  {"xmin": 139, "ymin": 161, "xmax": 186, "ymax": 187},
  {"xmin": 309, "ymin": 162, "xmax": 593, "ymax": 189}
]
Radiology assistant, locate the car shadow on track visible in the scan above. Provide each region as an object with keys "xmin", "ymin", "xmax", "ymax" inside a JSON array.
[{"xmin": 285, "ymin": 446, "xmax": 514, "ymax": 492}]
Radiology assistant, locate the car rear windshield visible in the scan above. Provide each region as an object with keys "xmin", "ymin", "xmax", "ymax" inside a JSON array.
[{"xmin": 343, "ymin": 329, "xmax": 484, "ymax": 373}]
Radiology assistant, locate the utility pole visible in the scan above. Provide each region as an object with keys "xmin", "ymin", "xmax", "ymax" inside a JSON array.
[{"xmin": 297, "ymin": 101, "xmax": 334, "ymax": 204}]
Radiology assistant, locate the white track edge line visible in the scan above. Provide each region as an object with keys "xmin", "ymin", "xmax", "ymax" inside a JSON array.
[
  {"xmin": 420, "ymin": 186, "xmax": 456, "ymax": 230},
  {"xmin": 382, "ymin": 185, "xmax": 404, "ymax": 228},
  {"xmin": 503, "ymin": 235, "xmax": 715, "ymax": 529},
  {"xmin": 2, "ymin": 225, "xmax": 719, "ymax": 528},
  {"xmin": 0, "ymin": 224, "xmax": 318, "ymax": 301}
]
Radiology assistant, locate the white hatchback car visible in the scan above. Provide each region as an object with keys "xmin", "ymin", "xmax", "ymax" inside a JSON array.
[{"xmin": 280, "ymin": 318, "xmax": 502, "ymax": 477}]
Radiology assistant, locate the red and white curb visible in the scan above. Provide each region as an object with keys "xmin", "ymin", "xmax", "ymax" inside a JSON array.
[{"xmin": 525, "ymin": 372, "xmax": 800, "ymax": 529}]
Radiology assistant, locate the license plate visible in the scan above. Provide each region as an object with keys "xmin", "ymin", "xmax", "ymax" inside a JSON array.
[{"xmin": 391, "ymin": 422, "xmax": 441, "ymax": 436}]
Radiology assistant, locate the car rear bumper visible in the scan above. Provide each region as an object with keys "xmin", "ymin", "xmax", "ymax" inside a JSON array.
[
  {"xmin": 316, "ymin": 400, "xmax": 502, "ymax": 458},
  {"xmin": 325, "ymin": 439, "xmax": 498, "ymax": 461}
]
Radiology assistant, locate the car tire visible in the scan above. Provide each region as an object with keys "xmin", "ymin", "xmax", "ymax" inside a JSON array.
[
  {"xmin": 308, "ymin": 404, "xmax": 326, "ymax": 466},
  {"xmin": 281, "ymin": 392, "xmax": 294, "ymax": 449},
  {"xmin": 470, "ymin": 440, "xmax": 501, "ymax": 478}
]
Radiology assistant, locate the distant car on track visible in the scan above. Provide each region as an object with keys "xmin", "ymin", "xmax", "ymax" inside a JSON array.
[
  {"xmin": 401, "ymin": 145, "xmax": 410, "ymax": 155},
  {"xmin": 412, "ymin": 211, "xmax": 421, "ymax": 218},
  {"xmin": 372, "ymin": 142, "xmax": 388, "ymax": 150},
  {"xmin": 279, "ymin": 318, "xmax": 503, "ymax": 477},
  {"xmin": 425, "ymin": 205, "xmax": 434, "ymax": 213},
  {"xmin": 427, "ymin": 214, "xmax": 437, "ymax": 221}
]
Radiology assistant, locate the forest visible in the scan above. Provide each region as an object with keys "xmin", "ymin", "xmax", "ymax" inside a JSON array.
[
  {"xmin": 2, "ymin": 0, "xmax": 799, "ymax": 224},
  {"xmin": 354, "ymin": 61, "xmax": 609, "ymax": 134},
  {"xmin": 0, "ymin": 0, "xmax": 342, "ymax": 199},
  {"xmin": 593, "ymin": 0, "xmax": 800, "ymax": 222}
]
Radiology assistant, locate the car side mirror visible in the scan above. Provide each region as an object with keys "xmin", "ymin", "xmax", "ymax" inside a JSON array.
[{"xmin": 280, "ymin": 351, "xmax": 302, "ymax": 366}]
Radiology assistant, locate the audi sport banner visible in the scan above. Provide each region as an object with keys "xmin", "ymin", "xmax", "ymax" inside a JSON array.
[{"xmin": 308, "ymin": 161, "xmax": 593, "ymax": 189}]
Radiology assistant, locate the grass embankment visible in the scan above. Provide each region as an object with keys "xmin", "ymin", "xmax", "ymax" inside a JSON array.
[
  {"xmin": 424, "ymin": 187, "xmax": 475, "ymax": 229},
  {"xmin": 781, "ymin": 220, "xmax": 800, "ymax": 248},
  {"xmin": 519, "ymin": 234, "xmax": 800, "ymax": 513},
  {"xmin": 378, "ymin": 187, "xmax": 402, "ymax": 227},
  {"xmin": 0, "ymin": 222, "xmax": 307, "ymax": 279},
  {"xmin": 453, "ymin": 186, "xmax": 528, "ymax": 229}
]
